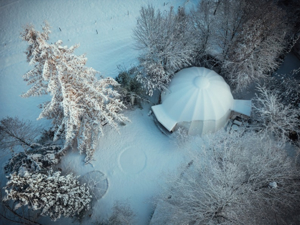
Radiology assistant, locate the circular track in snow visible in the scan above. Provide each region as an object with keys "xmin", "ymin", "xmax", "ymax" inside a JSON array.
[{"xmin": 118, "ymin": 147, "xmax": 147, "ymax": 174}]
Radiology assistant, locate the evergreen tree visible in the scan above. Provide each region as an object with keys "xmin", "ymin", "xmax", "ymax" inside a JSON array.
[
  {"xmin": 21, "ymin": 22, "xmax": 128, "ymax": 162},
  {"xmin": 3, "ymin": 171, "xmax": 91, "ymax": 221}
]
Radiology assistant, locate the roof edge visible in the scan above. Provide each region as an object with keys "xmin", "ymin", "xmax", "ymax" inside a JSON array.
[{"xmin": 151, "ymin": 105, "xmax": 177, "ymax": 132}]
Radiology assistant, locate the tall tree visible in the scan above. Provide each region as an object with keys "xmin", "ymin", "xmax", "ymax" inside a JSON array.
[
  {"xmin": 3, "ymin": 171, "xmax": 91, "ymax": 221},
  {"xmin": 253, "ymin": 83, "xmax": 300, "ymax": 141},
  {"xmin": 222, "ymin": 0, "xmax": 289, "ymax": 91},
  {"xmin": 134, "ymin": 5, "xmax": 195, "ymax": 96},
  {"xmin": 0, "ymin": 116, "xmax": 41, "ymax": 151},
  {"xmin": 191, "ymin": 0, "xmax": 291, "ymax": 91},
  {"xmin": 154, "ymin": 130, "xmax": 300, "ymax": 224},
  {"xmin": 21, "ymin": 22, "xmax": 128, "ymax": 162}
]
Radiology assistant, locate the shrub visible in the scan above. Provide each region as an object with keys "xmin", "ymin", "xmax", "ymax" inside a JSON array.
[{"xmin": 115, "ymin": 66, "xmax": 147, "ymax": 108}]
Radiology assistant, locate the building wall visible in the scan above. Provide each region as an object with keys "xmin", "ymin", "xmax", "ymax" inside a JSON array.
[{"xmin": 175, "ymin": 109, "xmax": 231, "ymax": 135}]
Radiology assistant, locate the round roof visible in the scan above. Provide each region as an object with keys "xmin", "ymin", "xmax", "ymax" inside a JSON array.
[{"xmin": 161, "ymin": 67, "xmax": 234, "ymax": 122}]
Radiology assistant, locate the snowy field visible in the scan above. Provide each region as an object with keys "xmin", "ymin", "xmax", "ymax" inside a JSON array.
[
  {"xmin": 0, "ymin": 0, "xmax": 200, "ymax": 224},
  {"xmin": 56, "ymin": 107, "xmax": 190, "ymax": 224},
  {"xmin": 1, "ymin": 0, "xmax": 300, "ymax": 224}
]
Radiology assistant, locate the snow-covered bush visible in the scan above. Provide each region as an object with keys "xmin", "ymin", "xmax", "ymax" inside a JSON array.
[
  {"xmin": 115, "ymin": 66, "xmax": 147, "ymax": 108},
  {"xmin": 134, "ymin": 5, "xmax": 195, "ymax": 95},
  {"xmin": 0, "ymin": 184, "xmax": 41, "ymax": 225},
  {"xmin": 3, "ymin": 170, "xmax": 91, "ymax": 221},
  {"xmin": 21, "ymin": 22, "xmax": 129, "ymax": 162},
  {"xmin": 172, "ymin": 127, "xmax": 189, "ymax": 148},
  {"xmin": 37, "ymin": 128, "xmax": 56, "ymax": 145},
  {"xmin": 156, "ymin": 130, "xmax": 300, "ymax": 225},
  {"xmin": 4, "ymin": 144, "xmax": 61, "ymax": 175},
  {"xmin": 0, "ymin": 116, "xmax": 63, "ymax": 175},
  {"xmin": 253, "ymin": 83, "xmax": 300, "ymax": 141}
]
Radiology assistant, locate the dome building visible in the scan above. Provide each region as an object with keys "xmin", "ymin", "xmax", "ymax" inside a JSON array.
[{"xmin": 151, "ymin": 67, "xmax": 250, "ymax": 135}]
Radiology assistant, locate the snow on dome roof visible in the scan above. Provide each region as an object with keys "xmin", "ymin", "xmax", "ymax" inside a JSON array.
[
  {"xmin": 193, "ymin": 76, "xmax": 210, "ymax": 89},
  {"xmin": 152, "ymin": 67, "xmax": 234, "ymax": 132}
]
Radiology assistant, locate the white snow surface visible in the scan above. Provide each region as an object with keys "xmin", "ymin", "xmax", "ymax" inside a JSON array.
[
  {"xmin": 0, "ymin": 0, "xmax": 197, "ymax": 125},
  {"xmin": 57, "ymin": 107, "xmax": 188, "ymax": 224},
  {"xmin": 0, "ymin": 0, "xmax": 199, "ymax": 224},
  {"xmin": 232, "ymin": 100, "xmax": 252, "ymax": 117}
]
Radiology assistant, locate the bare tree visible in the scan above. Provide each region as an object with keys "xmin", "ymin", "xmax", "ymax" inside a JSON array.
[
  {"xmin": 134, "ymin": 5, "xmax": 196, "ymax": 95},
  {"xmin": 252, "ymin": 83, "xmax": 300, "ymax": 141},
  {"xmin": 154, "ymin": 130, "xmax": 300, "ymax": 225},
  {"xmin": 0, "ymin": 117, "xmax": 41, "ymax": 152},
  {"xmin": 190, "ymin": 0, "xmax": 290, "ymax": 91},
  {"xmin": 221, "ymin": 0, "xmax": 289, "ymax": 91}
]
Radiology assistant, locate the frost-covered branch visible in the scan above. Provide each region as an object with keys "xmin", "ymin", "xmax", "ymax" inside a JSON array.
[
  {"xmin": 21, "ymin": 22, "xmax": 129, "ymax": 162},
  {"xmin": 134, "ymin": 5, "xmax": 195, "ymax": 95},
  {"xmin": 0, "ymin": 117, "xmax": 41, "ymax": 151},
  {"xmin": 253, "ymin": 83, "xmax": 300, "ymax": 141},
  {"xmin": 3, "ymin": 170, "xmax": 91, "ymax": 221},
  {"xmin": 189, "ymin": 0, "xmax": 291, "ymax": 92},
  {"xmin": 155, "ymin": 130, "xmax": 300, "ymax": 225},
  {"xmin": 220, "ymin": 0, "xmax": 289, "ymax": 91}
]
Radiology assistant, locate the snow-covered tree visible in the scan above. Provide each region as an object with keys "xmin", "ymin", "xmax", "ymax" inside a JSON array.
[
  {"xmin": 252, "ymin": 83, "xmax": 300, "ymax": 141},
  {"xmin": 155, "ymin": 130, "xmax": 300, "ymax": 225},
  {"xmin": 134, "ymin": 5, "xmax": 195, "ymax": 95},
  {"xmin": 21, "ymin": 22, "xmax": 128, "ymax": 162},
  {"xmin": 264, "ymin": 75, "xmax": 300, "ymax": 108},
  {"xmin": 4, "ymin": 144, "xmax": 61, "ymax": 175},
  {"xmin": 114, "ymin": 66, "xmax": 148, "ymax": 109},
  {"xmin": 0, "ymin": 186, "xmax": 41, "ymax": 225},
  {"xmin": 222, "ymin": 0, "xmax": 289, "ymax": 91},
  {"xmin": 190, "ymin": 0, "xmax": 245, "ymax": 64},
  {"xmin": 190, "ymin": 0, "xmax": 290, "ymax": 91},
  {"xmin": 3, "ymin": 170, "xmax": 91, "ymax": 221}
]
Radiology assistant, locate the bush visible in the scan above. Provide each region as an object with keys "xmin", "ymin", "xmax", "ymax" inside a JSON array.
[
  {"xmin": 115, "ymin": 66, "xmax": 147, "ymax": 108},
  {"xmin": 4, "ymin": 144, "xmax": 61, "ymax": 175},
  {"xmin": 3, "ymin": 170, "xmax": 92, "ymax": 221}
]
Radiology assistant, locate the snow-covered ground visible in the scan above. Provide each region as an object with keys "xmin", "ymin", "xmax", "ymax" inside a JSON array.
[
  {"xmin": 0, "ymin": 0, "xmax": 199, "ymax": 224},
  {"xmin": 0, "ymin": 0, "xmax": 198, "ymax": 125},
  {"xmin": 1, "ymin": 0, "xmax": 300, "ymax": 224},
  {"xmin": 56, "ymin": 106, "xmax": 190, "ymax": 224}
]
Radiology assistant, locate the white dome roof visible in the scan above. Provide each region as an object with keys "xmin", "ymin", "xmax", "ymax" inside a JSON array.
[{"xmin": 152, "ymin": 67, "xmax": 234, "ymax": 132}]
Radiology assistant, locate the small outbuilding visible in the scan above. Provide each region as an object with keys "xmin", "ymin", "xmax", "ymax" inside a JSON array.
[{"xmin": 151, "ymin": 67, "xmax": 251, "ymax": 135}]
